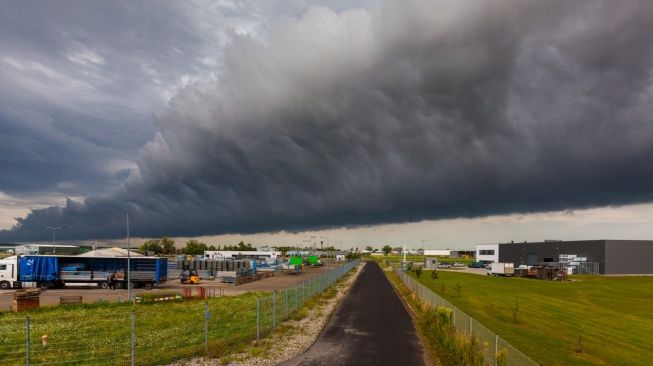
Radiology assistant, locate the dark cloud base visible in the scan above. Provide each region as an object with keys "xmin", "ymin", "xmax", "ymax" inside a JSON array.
[{"xmin": 2, "ymin": 0, "xmax": 653, "ymax": 242}]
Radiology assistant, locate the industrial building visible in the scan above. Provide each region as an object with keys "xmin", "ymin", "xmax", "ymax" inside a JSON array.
[
  {"xmin": 475, "ymin": 240, "xmax": 653, "ymax": 275},
  {"xmin": 204, "ymin": 250, "xmax": 282, "ymax": 261}
]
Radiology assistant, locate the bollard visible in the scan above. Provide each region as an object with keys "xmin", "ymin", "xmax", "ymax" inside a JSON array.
[
  {"xmin": 295, "ymin": 285, "xmax": 298, "ymax": 312},
  {"xmin": 470, "ymin": 317, "xmax": 473, "ymax": 337},
  {"xmin": 495, "ymin": 334, "xmax": 499, "ymax": 366},
  {"xmin": 285, "ymin": 288, "xmax": 288, "ymax": 319}
]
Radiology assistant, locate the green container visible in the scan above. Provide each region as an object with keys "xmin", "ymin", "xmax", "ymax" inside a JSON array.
[
  {"xmin": 308, "ymin": 255, "xmax": 319, "ymax": 265},
  {"xmin": 290, "ymin": 257, "xmax": 303, "ymax": 266}
]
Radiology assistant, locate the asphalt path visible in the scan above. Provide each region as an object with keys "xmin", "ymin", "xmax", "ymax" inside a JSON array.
[{"xmin": 280, "ymin": 261, "xmax": 426, "ymax": 366}]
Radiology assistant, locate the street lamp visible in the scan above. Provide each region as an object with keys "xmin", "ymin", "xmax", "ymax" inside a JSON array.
[{"xmin": 45, "ymin": 226, "xmax": 65, "ymax": 254}]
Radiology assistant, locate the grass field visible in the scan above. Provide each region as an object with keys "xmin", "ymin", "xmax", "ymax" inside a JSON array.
[
  {"xmin": 410, "ymin": 270, "xmax": 653, "ymax": 366},
  {"xmin": 0, "ymin": 294, "xmax": 260, "ymax": 365}
]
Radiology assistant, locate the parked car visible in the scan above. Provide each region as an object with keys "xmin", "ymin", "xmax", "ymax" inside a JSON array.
[
  {"xmin": 468, "ymin": 261, "xmax": 485, "ymax": 268},
  {"xmin": 437, "ymin": 263, "xmax": 452, "ymax": 268}
]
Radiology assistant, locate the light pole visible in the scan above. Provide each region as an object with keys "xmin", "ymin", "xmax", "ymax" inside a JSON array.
[
  {"xmin": 45, "ymin": 226, "xmax": 65, "ymax": 254},
  {"xmin": 126, "ymin": 213, "xmax": 131, "ymax": 301}
]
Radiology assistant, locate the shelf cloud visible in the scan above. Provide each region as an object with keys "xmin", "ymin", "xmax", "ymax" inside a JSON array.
[{"xmin": 2, "ymin": 0, "xmax": 653, "ymax": 241}]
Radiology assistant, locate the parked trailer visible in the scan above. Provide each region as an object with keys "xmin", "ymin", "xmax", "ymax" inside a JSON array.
[
  {"xmin": 0, "ymin": 255, "xmax": 167, "ymax": 290},
  {"xmin": 488, "ymin": 262, "xmax": 515, "ymax": 277}
]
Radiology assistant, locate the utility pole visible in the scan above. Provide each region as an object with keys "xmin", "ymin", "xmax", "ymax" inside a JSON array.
[
  {"xmin": 45, "ymin": 226, "xmax": 65, "ymax": 254},
  {"xmin": 127, "ymin": 213, "xmax": 131, "ymax": 301}
]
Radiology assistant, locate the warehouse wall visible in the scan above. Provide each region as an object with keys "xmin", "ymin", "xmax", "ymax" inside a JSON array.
[
  {"xmin": 498, "ymin": 240, "xmax": 607, "ymax": 274},
  {"xmin": 605, "ymin": 240, "xmax": 653, "ymax": 275}
]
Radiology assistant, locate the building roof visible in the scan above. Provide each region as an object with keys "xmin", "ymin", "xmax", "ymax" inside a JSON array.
[{"xmin": 78, "ymin": 247, "xmax": 143, "ymax": 257}]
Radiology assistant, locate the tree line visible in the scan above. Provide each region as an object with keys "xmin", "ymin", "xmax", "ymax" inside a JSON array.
[{"xmin": 140, "ymin": 238, "xmax": 257, "ymax": 255}]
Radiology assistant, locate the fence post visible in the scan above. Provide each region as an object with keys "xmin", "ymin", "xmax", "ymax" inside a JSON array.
[
  {"xmin": 25, "ymin": 316, "xmax": 30, "ymax": 366},
  {"xmin": 302, "ymin": 281, "xmax": 305, "ymax": 305},
  {"xmin": 285, "ymin": 288, "xmax": 288, "ymax": 319},
  {"xmin": 273, "ymin": 290, "xmax": 276, "ymax": 328},
  {"xmin": 256, "ymin": 297, "xmax": 260, "ymax": 344},
  {"xmin": 295, "ymin": 285, "xmax": 298, "ymax": 311},
  {"xmin": 130, "ymin": 312, "xmax": 135, "ymax": 366},
  {"xmin": 204, "ymin": 302, "xmax": 209, "ymax": 355}
]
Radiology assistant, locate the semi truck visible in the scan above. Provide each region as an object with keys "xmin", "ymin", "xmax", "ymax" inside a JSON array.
[{"xmin": 0, "ymin": 255, "xmax": 167, "ymax": 290}]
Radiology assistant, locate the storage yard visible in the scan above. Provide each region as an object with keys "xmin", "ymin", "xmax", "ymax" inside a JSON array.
[
  {"xmin": 0, "ymin": 260, "xmax": 360, "ymax": 365},
  {"xmin": 0, "ymin": 262, "xmax": 339, "ymax": 311},
  {"xmin": 410, "ymin": 269, "xmax": 653, "ymax": 366}
]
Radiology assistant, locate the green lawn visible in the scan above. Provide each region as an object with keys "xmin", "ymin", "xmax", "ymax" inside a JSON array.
[{"xmin": 410, "ymin": 270, "xmax": 653, "ymax": 366}]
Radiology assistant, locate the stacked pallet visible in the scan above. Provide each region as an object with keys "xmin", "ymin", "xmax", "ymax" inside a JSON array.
[{"xmin": 12, "ymin": 289, "xmax": 41, "ymax": 312}]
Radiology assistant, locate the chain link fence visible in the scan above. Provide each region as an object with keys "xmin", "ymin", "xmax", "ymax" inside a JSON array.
[
  {"xmin": 1, "ymin": 260, "xmax": 359, "ymax": 366},
  {"xmin": 393, "ymin": 267, "xmax": 538, "ymax": 366}
]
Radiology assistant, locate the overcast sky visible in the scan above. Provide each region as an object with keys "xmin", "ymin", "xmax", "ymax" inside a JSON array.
[{"xmin": 1, "ymin": 0, "xmax": 653, "ymax": 246}]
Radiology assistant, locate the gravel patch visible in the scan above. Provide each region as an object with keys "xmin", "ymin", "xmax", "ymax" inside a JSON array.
[{"xmin": 169, "ymin": 263, "xmax": 364, "ymax": 366}]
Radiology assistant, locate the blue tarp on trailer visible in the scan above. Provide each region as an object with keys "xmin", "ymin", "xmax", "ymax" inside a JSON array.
[{"xmin": 19, "ymin": 256, "xmax": 59, "ymax": 281}]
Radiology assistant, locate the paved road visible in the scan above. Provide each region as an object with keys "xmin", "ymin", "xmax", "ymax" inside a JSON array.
[{"xmin": 281, "ymin": 262, "xmax": 426, "ymax": 366}]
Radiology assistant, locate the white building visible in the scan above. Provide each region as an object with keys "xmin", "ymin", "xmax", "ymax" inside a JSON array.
[
  {"xmin": 424, "ymin": 249, "xmax": 452, "ymax": 257},
  {"xmin": 475, "ymin": 244, "xmax": 499, "ymax": 264},
  {"xmin": 204, "ymin": 251, "xmax": 282, "ymax": 260}
]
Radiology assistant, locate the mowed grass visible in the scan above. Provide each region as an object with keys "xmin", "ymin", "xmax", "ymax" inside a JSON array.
[
  {"xmin": 0, "ymin": 293, "xmax": 263, "ymax": 365},
  {"xmin": 411, "ymin": 270, "xmax": 653, "ymax": 366}
]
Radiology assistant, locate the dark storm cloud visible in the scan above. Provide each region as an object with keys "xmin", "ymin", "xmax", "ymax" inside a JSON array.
[{"xmin": 2, "ymin": 0, "xmax": 653, "ymax": 241}]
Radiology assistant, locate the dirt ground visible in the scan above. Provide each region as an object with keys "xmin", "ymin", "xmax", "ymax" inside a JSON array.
[{"xmin": 0, "ymin": 263, "xmax": 341, "ymax": 312}]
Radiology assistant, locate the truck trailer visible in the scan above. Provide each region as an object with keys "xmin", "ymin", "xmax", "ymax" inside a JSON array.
[
  {"xmin": 0, "ymin": 255, "xmax": 167, "ymax": 290},
  {"xmin": 488, "ymin": 262, "xmax": 515, "ymax": 277}
]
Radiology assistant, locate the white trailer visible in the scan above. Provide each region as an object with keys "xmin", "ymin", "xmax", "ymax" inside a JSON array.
[
  {"xmin": 488, "ymin": 262, "xmax": 514, "ymax": 277},
  {"xmin": 0, "ymin": 256, "xmax": 20, "ymax": 289}
]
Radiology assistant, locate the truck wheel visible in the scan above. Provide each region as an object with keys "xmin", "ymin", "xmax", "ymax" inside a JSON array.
[
  {"xmin": 144, "ymin": 282, "xmax": 153, "ymax": 290},
  {"xmin": 0, "ymin": 281, "xmax": 10, "ymax": 290},
  {"xmin": 99, "ymin": 282, "xmax": 109, "ymax": 289},
  {"xmin": 114, "ymin": 282, "xmax": 124, "ymax": 289},
  {"xmin": 39, "ymin": 282, "xmax": 51, "ymax": 290}
]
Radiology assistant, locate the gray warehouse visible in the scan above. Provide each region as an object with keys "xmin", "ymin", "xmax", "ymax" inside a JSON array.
[{"xmin": 495, "ymin": 240, "xmax": 653, "ymax": 275}]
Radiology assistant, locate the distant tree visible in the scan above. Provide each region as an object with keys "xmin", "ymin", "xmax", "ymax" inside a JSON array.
[
  {"xmin": 207, "ymin": 244, "xmax": 216, "ymax": 251},
  {"xmin": 183, "ymin": 239, "xmax": 208, "ymax": 255},
  {"xmin": 382, "ymin": 245, "xmax": 392, "ymax": 256},
  {"xmin": 365, "ymin": 246, "xmax": 373, "ymax": 252},
  {"xmin": 160, "ymin": 237, "xmax": 176, "ymax": 255},
  {"xmin": 223, "ymin": 241, "xmax": 257, "ymax": 251},
  {"xmin": 140, "ymin": 239, "xmax": 162, "ymax": 254}
]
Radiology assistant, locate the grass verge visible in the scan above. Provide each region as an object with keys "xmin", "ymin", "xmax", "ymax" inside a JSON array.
[
  {"xmin": 384, "ymin": 267, "xmax": 486, "ymax": 366},
  {"xmin": 409, "ymin": 269, "xmax": 653, "ymax": 366}
]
